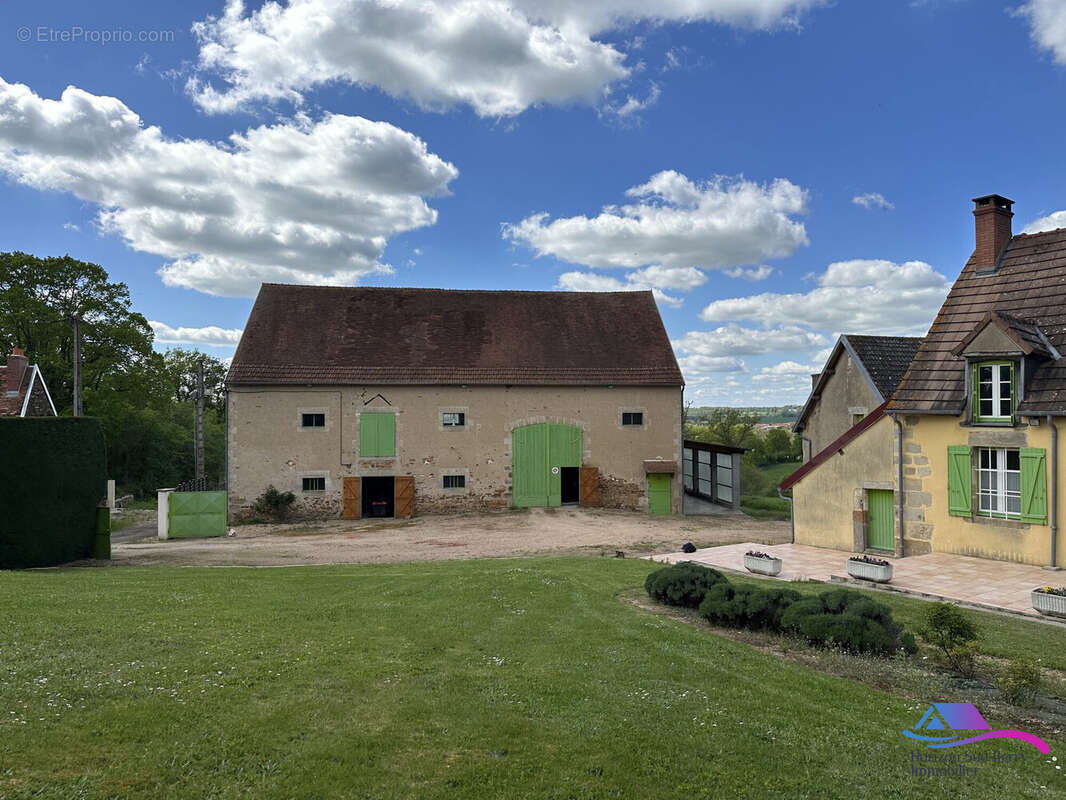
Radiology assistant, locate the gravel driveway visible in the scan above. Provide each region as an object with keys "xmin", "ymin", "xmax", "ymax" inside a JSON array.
[{"xmin": 109, "ymin": 507, "xmax": 790, "ymax": 567}]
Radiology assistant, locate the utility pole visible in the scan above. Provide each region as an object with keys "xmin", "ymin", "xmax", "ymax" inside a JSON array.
[
  {"xmin": 71, "ymin": 317, "xmax": 82, "ymax": 417},
  {"xmin": 195, "ymin": 356, "xmax": 205, "ymax": 482}
]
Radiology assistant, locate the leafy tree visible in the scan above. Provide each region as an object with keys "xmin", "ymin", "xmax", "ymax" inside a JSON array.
[
  {"xmin": 685, "ymin": 408, "xmax": 760, "ymax": 449},
  {"xmin": 0, "ymin": 252, "xmax": 230, "ymax": 495},
  {"xmin": 0, "ymin": 252, "xmax": 154, "ymax": 414}
]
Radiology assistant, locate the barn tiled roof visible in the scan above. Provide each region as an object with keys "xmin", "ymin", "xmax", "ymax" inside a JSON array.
[
  {"xmin": 889, "ymin": 227, "xmax": 1066, "ymax": 415},
  {"xmin": 793, "ymin": 334, "xmax": 921, "ymax": 433},
  {"xmin": 227, "ymin": 285, "xmax": 684, "ymax": 387},
  {"xmin": 844, "ymin": 335, "xmax": 925, "ymax": 399}
]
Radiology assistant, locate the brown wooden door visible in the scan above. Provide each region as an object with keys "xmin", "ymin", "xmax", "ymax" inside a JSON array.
[
  {"xmin": 394, "ymin": 475, "xmax": 414, "ymax": 519},
  {"xmin": 342, "ymin": 477, "xmax": 361, "ymax": 519},
  {"xmin": 579, "ymin": 466, "xmax": 600, "ymax": 507}
]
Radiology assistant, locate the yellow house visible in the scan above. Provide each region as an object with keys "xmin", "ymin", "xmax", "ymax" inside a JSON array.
[{"xmin": 784, "ymin": 194, "xmax": 1065, "ymax": 568}]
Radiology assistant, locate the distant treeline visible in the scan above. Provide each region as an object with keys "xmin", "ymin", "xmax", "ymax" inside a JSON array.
[{"xmin": 687, "ymin": 406, "xmax": 801, "ymax": 425}]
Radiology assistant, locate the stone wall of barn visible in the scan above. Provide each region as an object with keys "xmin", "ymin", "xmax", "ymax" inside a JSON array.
[{"xmin": 226, "ymin": 384, "xmax": 683, "ymax": 520}]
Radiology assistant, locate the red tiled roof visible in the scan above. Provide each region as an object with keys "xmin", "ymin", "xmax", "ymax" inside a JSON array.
[
  {"xmin": 227, "ymin": 285, "xmax": 684, "ymax": 387},
  {"xmin": 780, "ymin": 401, "xmax": 889, "ymax": 491},
  {"xmin": 889, "ymin": 227, "xmax": 1066, "ymax": 415}
]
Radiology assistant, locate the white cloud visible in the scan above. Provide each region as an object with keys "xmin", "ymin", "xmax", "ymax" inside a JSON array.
[
  {"xmin": 505, "ymin": 171, "xmax": 809, "ymax": 272},
  {"xmin": 188, "ymin": 0, "xmax": 826, "ymax": 117},
  {"xmin": 0, "ymin": 78, "xmax": 457, "ymax": 297},
  {"xmin": 676, "ymin": 354, "xmax": 746, "ymax": 379},
  {"xmin": 723, "ymin": 265, "xmax": 774, "ymax": 280},
  {"xmin": 747, "ymin": 359, "xmax": 823, "ymax": 398},
  {"xmin": 672, "ymin": 325, "xmax": 828, "ymax": 358},
  {"xmin": 1017, "ymin": 0, "xmax": 1066, "ymax": 64},
  {"xmin": 700, "ymin": 259, "xmax": 949, "ymax": 335},
  {"xmin": 1023, "ymin": 210, "xmax": 1066, "ymax": 234},
  {"xmin": 603, "ymin": 83, "xmax": 661, "ymax": 118},
  {"xmin": 149, "ymin": 321, "xmax": 243, "ymax": 347},
  {"xmin": 62, "ymin": 222, "xmax": 80, "ymax": 232},
  {"xmin": 556, "ymin": 270, "xmax": 684, "ymax": 306},
  {"xmin": 852, "ymin": 192, "xmax": 894, "ymax": 211}
]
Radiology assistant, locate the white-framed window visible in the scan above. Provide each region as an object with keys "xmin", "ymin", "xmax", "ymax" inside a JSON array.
[
  {"xmin": 443, "ymin": 475, "xmax": 465, "ymax": 489},
  {"xmin": 977, "ymin": 447, "xmax": 1021, "ymax": 518},
  {"xmin": 622, "ymin": 411, "xmax": 644, "ymax": 426},
  {"xmin": 442, "ymin": 412, "xmax": 465, "ymax": 428},
  {"xmin": 302, "ymin": 476, "xmax": 326, "ymax": 492},
  {"xmin": 975, "ymin": 362, "xmax": 1013, "ymax": 422},
  {"xmin": 301, "ymin": 412, "xmax": 326, "ymax": 428}
]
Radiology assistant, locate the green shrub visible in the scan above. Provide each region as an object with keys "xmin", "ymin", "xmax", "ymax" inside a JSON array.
[
  {"xmin": 698, "ymin": 584, "xmax": 800, "ymax": 632},
  {"xmin": 781, "ymin": 589, "xmax": 917, "ymax": 656},
  {"xmin": 920, "ymin": 603, "xmax": 980, "ymax": 677},
  {"xmin": 253, "ymin": 485, "xmax": 296, "ymax": 521},
  {"xmin": 644, "ymin": 563, "xmax": 727, "ymax": 608},
  {"xmin": 997, "ymin": 659, "xmax": 1042, "ymax": 706},
  {"xmin": 0, "ymin": 418, "xmax": 107, "ymax": 568}
]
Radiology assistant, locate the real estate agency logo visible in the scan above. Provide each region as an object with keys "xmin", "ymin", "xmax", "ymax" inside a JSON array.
[{"xmin": 903, "ymin": 702, "xmax": 1050, "ymax": 779}]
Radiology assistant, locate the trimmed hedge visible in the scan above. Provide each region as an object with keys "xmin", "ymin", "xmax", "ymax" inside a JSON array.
[
  {"xmin": 699, "ymin": 584, "xmax": 801, "ymax": 632},
  {"xmin": 0, "ymin": 418, "xmax": 107, "ymax": 568},
  {"xmin": 643, "ymin": 562, "xmax": 727, "ymax": 608},
  {"xmin": 780, "ymin": 589, "xmax": 917, "ymax": 656}
]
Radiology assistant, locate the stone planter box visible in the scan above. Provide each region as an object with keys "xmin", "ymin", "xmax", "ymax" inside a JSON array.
[
  {"xmin": 1031, "ymin": 590, "xmax": 1066, "ymax": 618},
  {"xmin": 744, "ymin": 553, "xmax": 782, "ymax": 577},
  {"xmin": 847, "ymin": 558, "xmax": 893, "ymax": 583}
]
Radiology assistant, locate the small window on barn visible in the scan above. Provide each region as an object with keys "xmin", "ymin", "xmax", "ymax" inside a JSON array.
[
  {"xmin": 302, "ymin": 477, "xmax": 325, "ymax": 492},
  {"xmin": 622, "ymin": 412, "xmax": 644, "ymax": 426},
  {"xmin": 443, "ymin": 475, "xmax": 465, "ymax": 489},
  {"xmin": 301, "ymin": 413, "xmax": 325, "ymax": 428},
  {"xmin": 442, "ymin": 412, "xmax": 465, "ymax": 428}
]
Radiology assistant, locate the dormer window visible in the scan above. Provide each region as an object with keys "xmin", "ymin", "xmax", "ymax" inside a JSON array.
[{"xmin": 974, "ymin": 361, "xmax": 1014, "ymax": 423}]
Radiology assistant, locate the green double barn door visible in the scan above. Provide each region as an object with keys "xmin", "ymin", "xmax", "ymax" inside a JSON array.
[{"xmin": 512, "ymin": 423, "xmax": 582, "ymax": 508}]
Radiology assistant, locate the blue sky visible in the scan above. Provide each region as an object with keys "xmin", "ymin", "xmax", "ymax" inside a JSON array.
[{"xmin": 2, "ymin": 0, "xmax": 1066, "ymax": 405}]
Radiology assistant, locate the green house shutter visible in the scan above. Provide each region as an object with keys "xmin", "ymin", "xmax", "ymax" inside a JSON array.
[
  {"xmin": 360, "ymin": 413, "xmax": 396, "ymax": 457},
  {"xmin": 1020, "ymin": 447, "xmax": 1048, "ymax": 525},
  {"xmin": 947, "ymin": 445, "xmax": 972, "ymax": 517}
]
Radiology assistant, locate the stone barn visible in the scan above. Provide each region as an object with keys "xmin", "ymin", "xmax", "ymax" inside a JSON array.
[{"xmin": 226, "ymin": 285, "xmax": 684, "ymax": 520}]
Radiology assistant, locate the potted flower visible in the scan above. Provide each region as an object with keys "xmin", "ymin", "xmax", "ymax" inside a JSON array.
[
  {"xmin": 1031, "ymin": 586, "xmax": 1066, "ymax": 617},
  {"xmin": 846, "ymin": 554, "xmax": 893, "ymax": 583},
  {"xmin": 743, "ymin": 550, "xmax": 782, "ymax": 577}
]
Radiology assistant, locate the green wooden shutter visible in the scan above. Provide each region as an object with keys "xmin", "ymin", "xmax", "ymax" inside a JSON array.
[
  {"xmin": 360, "ymin": 413, "xmax": 395, "ymax": 457},
  {"xmin": 947, "ymin": 445, "xmax": 972, "ymax": 517},
  {"xmin": 1020, "ymin": 447, "xmax": 1048, "ymax": 525}
]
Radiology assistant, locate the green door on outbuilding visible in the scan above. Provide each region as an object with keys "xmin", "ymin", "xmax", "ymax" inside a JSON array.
[
  {"xmin": 866, "ymin": 489, "xmax": 894, "ymax": 551},
  {"xmin": 512, "ymin": 423, "xmax": 582, "ymax": 507},
  {"xmin": 647, "ymin": 473, "xmax": 672, "ymax": 515}
]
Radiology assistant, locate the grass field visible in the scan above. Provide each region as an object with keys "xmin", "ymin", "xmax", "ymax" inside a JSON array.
[
  {"xmin": 741, "ymin": 461, "xmax": 799, "ymax": 520},
  {"xmin": 1, "ymin": 558, "xmax": 1064, "ymax": 798}
]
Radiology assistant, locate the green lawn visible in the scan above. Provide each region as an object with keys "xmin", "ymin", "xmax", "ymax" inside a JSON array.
[
  {"xmin": 1, "ymin": 558, "xmax": 1063, "ymax": 798},
  {"xmin": 741, "ymin": 461, "xmax": 800, "ymax": 520}
]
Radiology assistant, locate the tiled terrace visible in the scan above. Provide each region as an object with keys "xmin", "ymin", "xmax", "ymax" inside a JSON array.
[{"xmin": 650, "ymin": 542, "xmax": 1065, "ymax": 620}]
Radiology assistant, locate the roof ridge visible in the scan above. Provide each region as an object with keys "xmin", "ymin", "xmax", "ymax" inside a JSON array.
[{"xmin": 258, "ymin": 283, "xmax": 653, "ymax": 297}]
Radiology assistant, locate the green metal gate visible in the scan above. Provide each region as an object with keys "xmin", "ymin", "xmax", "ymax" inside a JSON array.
[
  {"xmin": 648, "ymin": 473, "xmax": 672, "ymax": 515},
  {"xmin": 169, "ymin": 491, "xmax": 227, "ymax": 538},
  {"xmin": 866, "ymin": 489, "xmax": 894, "ymax": 551},
  {"xmin": 512, "ymin": 423, "xmax": 582, "ymax": 507}
]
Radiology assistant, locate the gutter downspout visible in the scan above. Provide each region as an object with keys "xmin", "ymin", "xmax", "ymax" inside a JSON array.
[
  {"xmin": 224, "ymin": 387, "xmax": 229, "ymax": 502},
  {"xmin": 1049, "ymin": 414, "xmax": 1059, "ymax": 569},
  {"xmin": 891, "ymin": 412, "xmax": 905, "ymax": 557},
  {"xmin": 778, "ymin": 489, "xmax": 794, "ymax": 544}
]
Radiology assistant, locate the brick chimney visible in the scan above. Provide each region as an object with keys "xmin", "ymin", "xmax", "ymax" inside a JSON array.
[
  {"xmin": 6, "ymin": 348, "xmax": 28, "ymax": 397},
  {"xmin": 972, "ymin": 194, "xmax": 1014, "ymax": 272}
]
